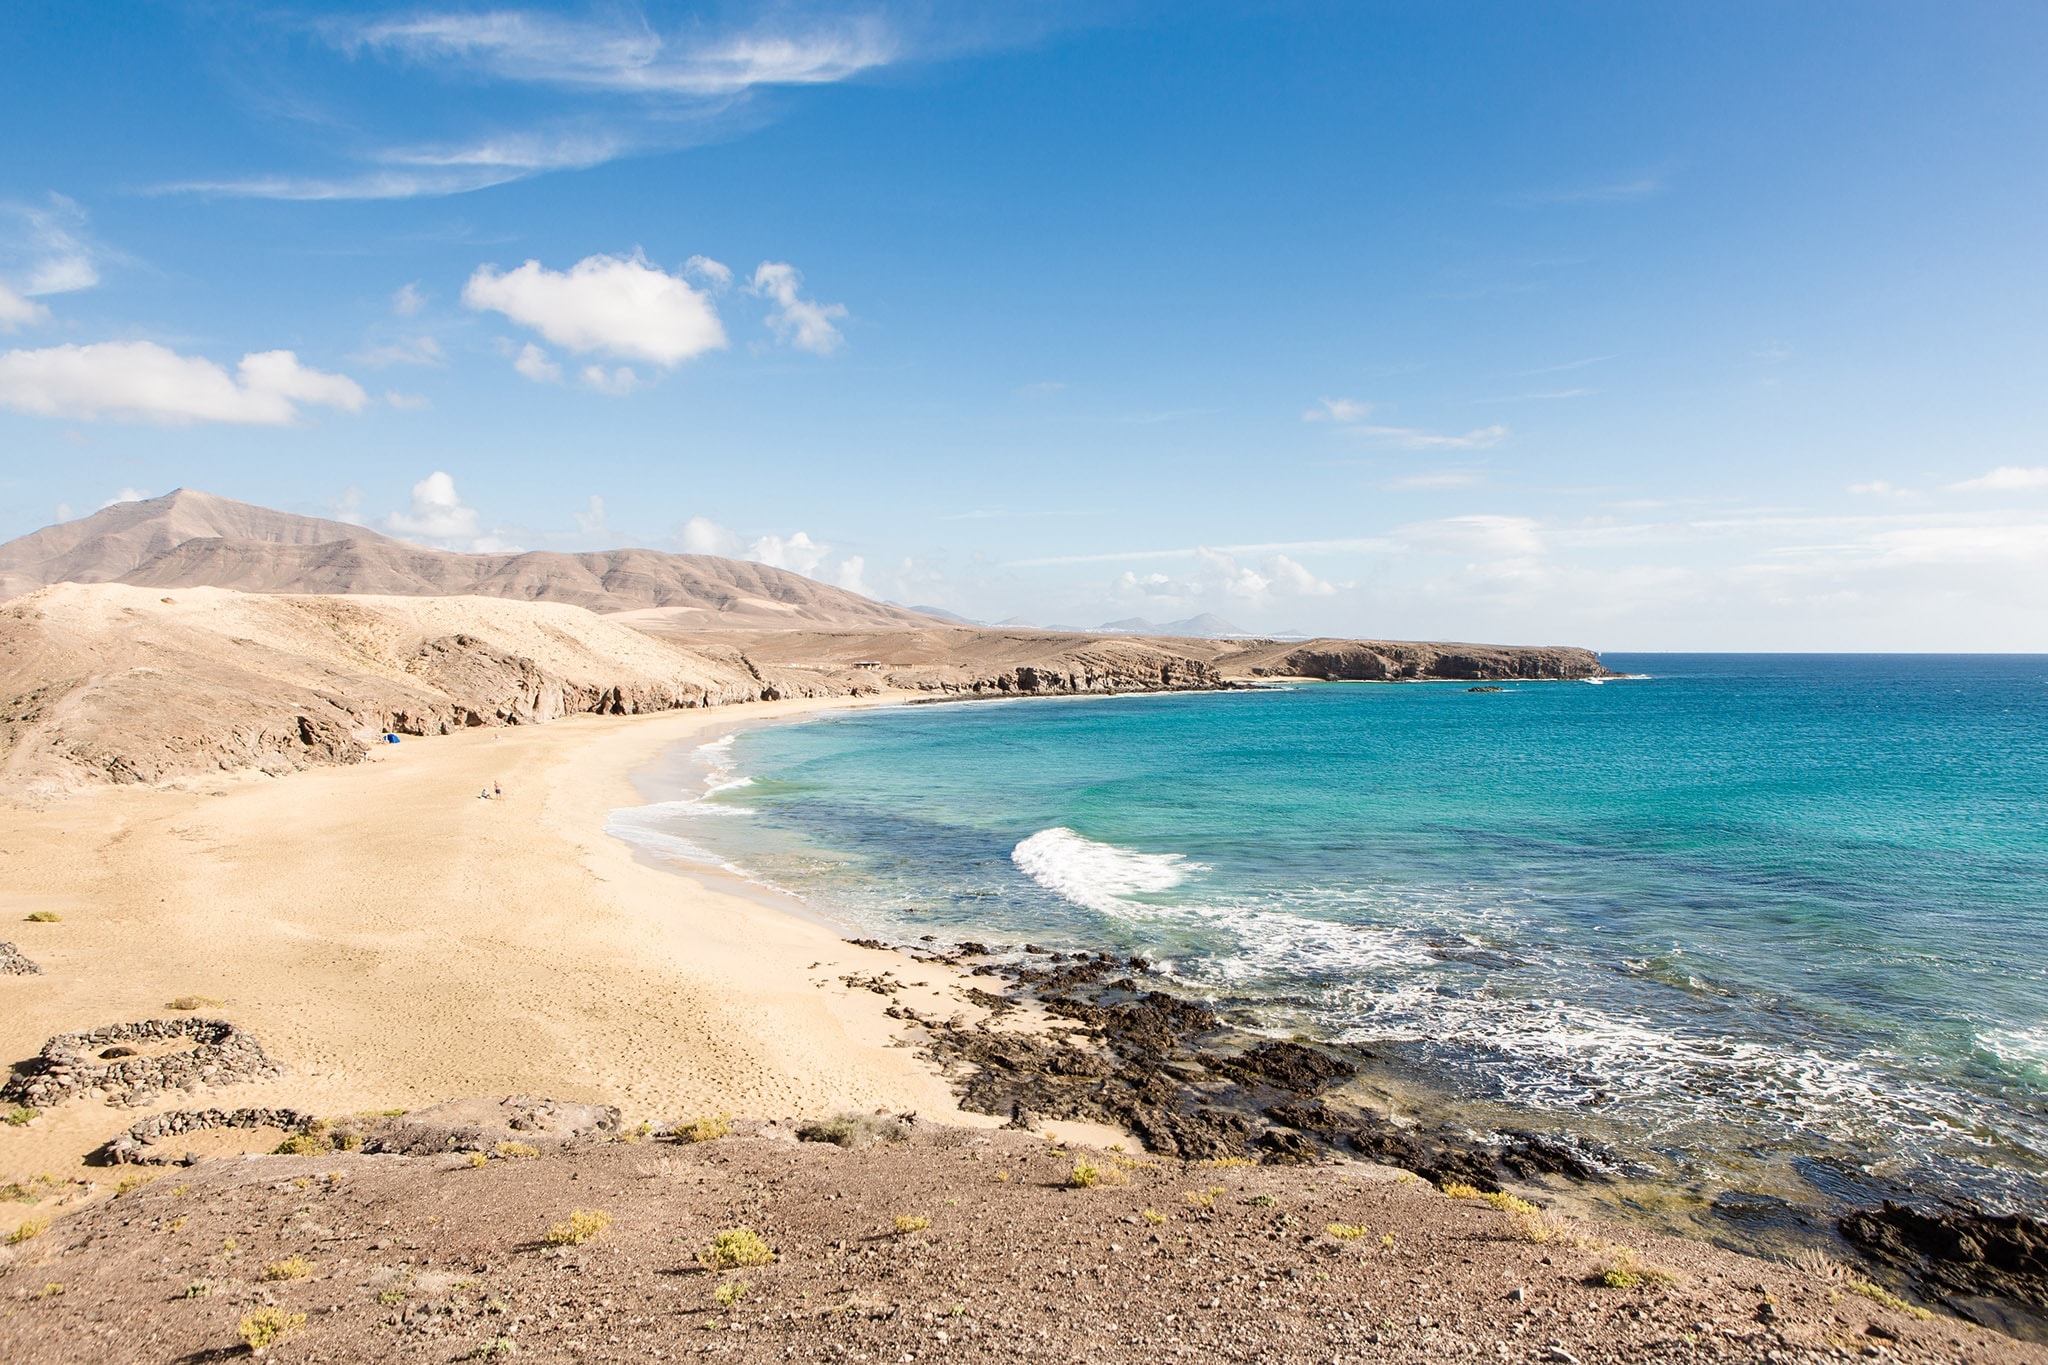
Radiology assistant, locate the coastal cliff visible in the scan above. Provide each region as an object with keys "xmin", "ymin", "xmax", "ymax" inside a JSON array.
[{"xmin": 0, "ymin": 585, "xmax": 1609, "ymax": 798}]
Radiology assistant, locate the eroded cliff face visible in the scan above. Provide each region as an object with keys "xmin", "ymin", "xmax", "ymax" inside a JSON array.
[
  {"xmin": 1228, "ymin": 640, "xmax": 1610, "ymax": 682},
  {"xmin": 0, "ymin": 587, "xmax": 845, "ymax": 797}
]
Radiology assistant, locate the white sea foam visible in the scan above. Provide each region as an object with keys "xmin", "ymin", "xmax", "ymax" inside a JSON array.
[
  {"xmin": 1981, "ymin": 1026, "xmax": 2048, "ymax": 1070},
  {"xmin": 1011, "ymin": 827, "xmax": 1202, "ymax": 916},
  {"xmin": 603, "ymin": 808, "xmax": 755, "ymax": 878}
]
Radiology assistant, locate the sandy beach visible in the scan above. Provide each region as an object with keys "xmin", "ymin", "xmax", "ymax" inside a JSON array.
[{"xmin": 0, "ymin": 696, "xmax": 1024, "ymax": 1204}]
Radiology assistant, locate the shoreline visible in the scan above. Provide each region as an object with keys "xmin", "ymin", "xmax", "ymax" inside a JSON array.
[
  {"xmin": 0, "ymin": 693, "xmax": 1042, "ymax": 1195},
  {"xmin": 4, "ymin": 688, "xmax": 2044, "ymax": 1342},
  {"xmin": 602, "ymin": 689, "xmax": 2048, "ymax": 1337}
]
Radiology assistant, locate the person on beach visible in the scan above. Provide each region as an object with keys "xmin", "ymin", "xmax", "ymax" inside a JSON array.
[{"xmin": 494, "ymin": 781, "xmax": 502, "ymax": 798}]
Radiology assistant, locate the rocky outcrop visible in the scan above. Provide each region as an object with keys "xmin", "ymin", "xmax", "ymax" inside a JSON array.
[
  {"xmin": 0, "ymin": 941, "xmax": 40, "ymax": 975},
  {"xmin": 1, "ymin": 1017, "xmax": 283, "ymax": 1110},
  {"xmin": 1226, "ymin": 639, "xmax": 1610, "ymax": 682},
  {"xmin": 1843, "ymin": 1202, "xmax": 2048, "ymax": 1339},
  {"xmin": 364, "ymin": 1096, "xmax": 623, "ymax": 1155}
]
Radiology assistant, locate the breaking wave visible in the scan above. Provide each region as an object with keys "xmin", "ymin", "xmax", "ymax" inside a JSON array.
[{"xmin": 1011, "ymin": 827, "xmax": 1202, "ymax": 916}]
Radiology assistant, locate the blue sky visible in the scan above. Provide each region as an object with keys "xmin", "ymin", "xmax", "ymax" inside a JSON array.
[{"xmin": 3, "ymin": 2, "xmax": 2047, "ymax": 649}]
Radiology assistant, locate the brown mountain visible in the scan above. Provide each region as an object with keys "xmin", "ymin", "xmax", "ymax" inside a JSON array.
[{"xmin": 0, "ymin": 490, "xmax": 943, "ymax": 629}]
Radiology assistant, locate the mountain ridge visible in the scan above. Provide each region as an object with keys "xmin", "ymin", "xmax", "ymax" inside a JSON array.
[{"xmin": 0, "ymin": 491, "xmax": 945, "ymax": 630}]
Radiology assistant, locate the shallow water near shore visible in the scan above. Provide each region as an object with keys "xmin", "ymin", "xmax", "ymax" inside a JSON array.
[{"xmin": 615, "ymin": 655, "xmax": 2048, "ymax": 1222}]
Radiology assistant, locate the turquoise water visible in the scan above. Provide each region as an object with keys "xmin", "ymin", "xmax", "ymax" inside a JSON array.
[{"xmin": 613, "ymin": 656, "xmax": 2048, "ymax": 1212}]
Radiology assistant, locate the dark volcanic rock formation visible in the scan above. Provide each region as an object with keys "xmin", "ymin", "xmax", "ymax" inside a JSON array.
[{"xmin": 1843, "ymin": 1202, "xmax": 2048, "ymax": 1340}]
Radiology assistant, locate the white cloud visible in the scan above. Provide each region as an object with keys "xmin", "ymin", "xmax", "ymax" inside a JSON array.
[
  {"xmin": 356, "ymin": 335, "xmax": 444, "ymax": 368},
  {"xmin": 580, "ymin": 363, "xmax": 640, "ymax": 396},
  {"xmin": 674, "ymin": 514, "xmax": 866, "ymax": 584},
  {"xmin": 0, "ymin": 283, "xmax": 45, "ymax": 331},
  {"xmin": 678, "ymin": 515, "xmax": 741, "ymax": 556},
  {"xmin": 749, "ymin": 261, "xmax": 846, "ymax": 354},
  {"xmin": 1849, "ymin": 480, "xmax": 1903, "ymax": 497},
  {"xmin": 1110, "ymin": 548, "xmax": 1336, "ymax": 611},
  {"xmin": 1266, "ymin": 554, "xmax": 1336, "ymax": 596},
  {"xmin": 0, "ymin": 341, "xmax": 366, "ymax": 425},
  {"xmin": 349, "ymin": 11, "xmax": 896, "ymax": 97},
  {"xmin": 100, "ymin": 487, "xmax": 152, "ymax": 509},
  {"xmin": 385, "ymin": 390, "xmax": 432, "ymax": 411},
  {"xmin": 383, "ymin": 470, "xmax": 520, "ymax": 551},
  {"xmin": 1356, "ymin": 423, "xmax": 1509, "ymax": 450},
  {"xmin": 684, "ymin": 255, "xmax": 732, "ymax": 289},
  {"xmin": 575, "ymin": 495, "xmax": 607, "ymax": 536},
  {"xmin": 512, "ymin": 342, "xmax": 561, "ymax": 383},
  {"xmin": 465, "ymin": 253, "xmax": 726, "ymax": 366},
  {"xmin": 748, "ymin": 530, "xmax": 832, "ymax": 578},
  {"xmin": 393, "ymin": 282, "xmax": 426, "ymax": 315},
  {"xmin": 1303, "ymin": 397, "xmax": 1372, "ymax": 423},
  {"xmin": 1947, "ymin": 466, "xmax": 2048, "ymax": 493}
]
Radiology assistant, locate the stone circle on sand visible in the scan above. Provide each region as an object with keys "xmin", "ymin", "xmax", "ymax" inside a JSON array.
[{"xmin": 0, "ymin": 1017, "xmax": 283, "ymax": 1110}]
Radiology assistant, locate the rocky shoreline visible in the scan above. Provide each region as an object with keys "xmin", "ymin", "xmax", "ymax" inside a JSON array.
[{"xmin": 860, "ymin": 937, "xmax": 2048, "ymax": 1343}]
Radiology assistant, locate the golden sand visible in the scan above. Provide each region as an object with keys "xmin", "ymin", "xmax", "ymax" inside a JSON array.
[{"xmin": 0, "ymin": 698, "xmax": 1037, "ymax": 1186}]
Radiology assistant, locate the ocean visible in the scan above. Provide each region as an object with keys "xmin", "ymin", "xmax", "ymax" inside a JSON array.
[{"xmin": 610, "ymin": 655, "xmax": 2048, "ymax": 1219}]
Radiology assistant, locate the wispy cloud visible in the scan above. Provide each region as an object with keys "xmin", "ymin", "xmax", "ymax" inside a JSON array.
[
  {"xmin": 159, "ymin": 10, "xmax": 913, "ymax": 200},
  {"xmin": 1513, "ymin": 354, "xmax": 1615, "ymax": 376},
  {"xmin": 1300, "ymin": 393, "xmax": 1508, "ymax": 448},
  {"xmin": 1388, "ymin": 470, "xmax": 1488, "ymax": 491},
  {"xmin": 161, "ymin": 129, "xmax": 627, "ymax": 201},
  {"xmin": 1479, "ymin": 388, "xmax": 1590, "ymax": 403},
  {"xmin": 354, "ymin": 335, "xmax": 444, "ymax": 368},
  {"xmin": 1519, "ymin": 171, "xmax": 1667, "ymax": 205},
  {"xmin": 1302, "ymin": 397, "xmax": 1372, "ymax": 423},
  {"xmin": 2, "ymin": 193, "xmax": 107, "ymax": 299},
  {"xmin": 1011, "ymin": 537, "xmax": 1397, "ymax": 568},
  {"xmin": 1352, "ymin": 423, "xmax": 1508, "ymax": 450},
  {"xmin": 1946, "ymin": 465, "xmax": 2048, "ymax": 493},
  {"xmin": 345, "ymin": 11, "xmax": 897, "ymax": 96}
]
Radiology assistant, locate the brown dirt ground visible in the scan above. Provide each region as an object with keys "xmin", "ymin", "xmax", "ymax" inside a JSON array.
[{"xmin": 2, "ymin": 1124, "xmax": 2038, "ymax": 1365}]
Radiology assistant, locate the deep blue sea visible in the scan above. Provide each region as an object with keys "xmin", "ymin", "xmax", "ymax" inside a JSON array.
[{"xmin": 612, "ymin": 656, "xmax": 2048, "ymax": 1215}]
